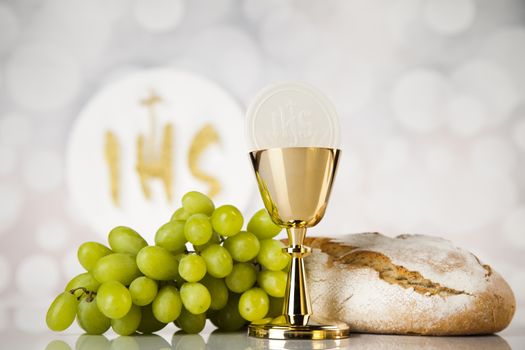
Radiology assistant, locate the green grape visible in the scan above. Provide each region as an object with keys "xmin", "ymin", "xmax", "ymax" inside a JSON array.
[
  {"xmin": 208, "ymin": 293, "xmax": 246, "ymax": 331},
  {"xmin": 155, "ymin": 220, "xmax": 187, "ymax": 253},
  {"xmin": 171, "ymin": 207, "xmax": 191, "ymax": 221},
  {"xmin": 223, "ymin": 231, "xmax": 260, "ymax": 262},
  {"xmin": 238, "ymin": 287, "xmax": 270, "ymax": 321},
  {"xmin": 45, "ymin": 340, "xmax": 72, "ymax": 350},
  {"xmin": 111, "ymin": 304, "xmax": 141, "ymax": 336},
  {"xmin": 257, "ymin": 239, "xmax": 290, "ymax": 271},
  {"xmin": 200, "ymin": 274, "xmax": 228, "ymax": 310},
  {"xmin": 65, "ymin": 273, "xmax": 100, "ymax": 298},
  {"xmin": 201, "ymin": 244, "xmax": 233, "ymax": 278},
  {"xmin": 211, "ymin": 205, "xmax": 243, "ymax": 237},
  {"xmin": 108, "ymin": 226, "xmax": 147, "ymax": 255},
  {"xmin": 180, "ymin": 282, "xmax": 211, "ymax": 315},
  {"xmin": 152, "ymin": 285, "xmax": 183, "ymax": 323},
  {"xmin": 93, "ymin": 253, "xmax": 141, "ymax": 285},
  {"xmin": 257, "ymin": 270, "xmax": 287, "ymax": 297},
  {"xmin": 128, "ymin": 276, "xmax": 158, "ymax": 306},
  {"xmin": 267, "ymin": 296, "xmax": 284, "ymax": 318},
  {"xmin": 77, "ymin": 242, "xmax": 112, "ymax": 271},
  {"xmin": 184, "ymin": 214, "xmax": 213, "ymax": 246},
  {"xmin": 77, "ymin": 297, "xmax": 111, "ymax": 335},
  {"xmin": 75, "ymin": 334, "xmax": 110, "ymax": 350},
  {"xmin": 174, "ymin": 308, "xmax": 206, "ymax": 334},
  {"xmin": 137, "ymin": 304, "xmax": 166, "ymax": 334},
  {"xmin": 247, "ymin": 209, "xmax": 282, "ymax": 239},
  {"xmin": 178, "ymin": 254, "xmax": 206, "ymax": 282},
  {"xmin": 96, "ymin": 281, "xmax": 132, "ymax": 319},
  {"xmin": 225, "ymin": 263, "xmax": 257, "ymax": 293},
  {"xmin": 46, "ymin": 291, "xmax": 79, "ymax": 331},
  {"xmin": 136, "ymin": 246, "xmax": 179, "ymax": 281},
  {"xmin": 193, "ymin": 232, "xmax": 220, "ymax": 252},
  {"xmin": 182, "ymin": 191, "xmax": 215, "ymax": 215}
]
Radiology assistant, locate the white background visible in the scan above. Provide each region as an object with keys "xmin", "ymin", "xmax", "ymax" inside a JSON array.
[{"xmin": 0, "ymin": 0, "xmax": 523, "ymax": 341}]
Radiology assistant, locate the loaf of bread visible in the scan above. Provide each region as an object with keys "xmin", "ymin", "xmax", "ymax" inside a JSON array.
[{"xmin": 304, "ymin": 233, "xmax": 515, "ymax": 335}]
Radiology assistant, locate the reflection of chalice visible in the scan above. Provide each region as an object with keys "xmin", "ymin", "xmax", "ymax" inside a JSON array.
[{"xmin": 246, "ymin": 83, "xmax": 350, "ymax": 340}]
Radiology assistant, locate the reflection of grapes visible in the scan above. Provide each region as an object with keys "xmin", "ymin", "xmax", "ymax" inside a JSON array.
[
  {"xmin": 45, "ymin": 340, "xmax": 73, "ymax": 350},
  {"xmin": 46, "ymin": 190, "xmax": 287, "ymax": 334}
]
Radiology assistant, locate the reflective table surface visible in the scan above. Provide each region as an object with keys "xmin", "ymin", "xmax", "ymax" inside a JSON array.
[{"xmin": 2, "ymin": 323, "xmax": 524, "ymax": 350}]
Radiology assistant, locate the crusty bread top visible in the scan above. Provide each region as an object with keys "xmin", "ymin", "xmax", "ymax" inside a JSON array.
[{"xmin": 305, "ymin": 233, "xmax": 492, "ymax": 296}]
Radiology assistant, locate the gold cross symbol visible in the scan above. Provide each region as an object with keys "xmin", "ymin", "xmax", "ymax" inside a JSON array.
[{"xmin": 140, "ymin": 89, "xmax": 163, "ymax": 108}]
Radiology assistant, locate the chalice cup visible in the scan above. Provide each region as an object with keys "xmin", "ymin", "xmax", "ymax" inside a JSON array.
[{"xmin": 246, "ymin": 83, "xmax": 350, "ymax": 340}]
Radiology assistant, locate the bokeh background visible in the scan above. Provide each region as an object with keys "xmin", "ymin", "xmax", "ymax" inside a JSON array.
[{"xmin": 0, "ymin": 0, "xmax": 524, "ymax": 338}]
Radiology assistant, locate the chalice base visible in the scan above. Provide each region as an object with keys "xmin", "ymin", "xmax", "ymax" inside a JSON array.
[{"xmin": 248, "ymin": 321, "xmax": 350, "ymax": 340}]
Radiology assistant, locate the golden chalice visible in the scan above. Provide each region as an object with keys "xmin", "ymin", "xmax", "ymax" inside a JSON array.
[{"xmin": 246, "ymin": 83, "xmax": 350, "ymax": 340}]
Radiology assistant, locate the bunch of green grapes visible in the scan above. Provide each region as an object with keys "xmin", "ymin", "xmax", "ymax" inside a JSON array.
[{"xmin": 46, "ymin": 191, "xmax": 289, "ymax": 335}]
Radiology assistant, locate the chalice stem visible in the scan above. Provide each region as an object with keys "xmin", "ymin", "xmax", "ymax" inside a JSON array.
[{"xmin": 283, "ymin": 226, "xmax": 312, "ymax": 326}]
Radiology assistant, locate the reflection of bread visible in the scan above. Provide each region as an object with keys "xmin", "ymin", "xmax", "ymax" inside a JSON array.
[
  {"xmin": 304, "ymin": 233, "xmax": 515, "ymax": 335},
  {"xmin": 346, "ymin": 334, "xmax": 511, "ymax": 350}
]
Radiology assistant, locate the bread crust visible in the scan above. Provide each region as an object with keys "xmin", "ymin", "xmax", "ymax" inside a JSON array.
[{"xmin": 302, "ymin": 234, "xmax": 515, "ymax": 335}]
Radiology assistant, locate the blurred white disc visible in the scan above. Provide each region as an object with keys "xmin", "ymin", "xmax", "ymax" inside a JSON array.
[
  {"xmin": 0, "ymin": 3, "xmax": 19, "ymax": 54},
  {"xmin": 423, "ymin": 0, "xmax": 476, "ymax": 36},
  {"xmin": 0, "ymin": 308, "xmax": 6, "ymax": 331},
  {"xmin": 391, "ymin": 69, "xmax": 450, "ymax": 133},
  {"xmin": 66, "ymin": 68, "xmax": 253, "ymax": 241},
  {"xmin": 0, "ymin": 145, "xmax": 16, "ymax": 176},
  {"xmin": 469, "ymin": 136, "xmax": 516, "ymax": 177},
  {"xmin": 0, "ymin": 183, "xmax": 23, "ymax": 234},
  {"xmin": 424, "ymin": 144, "xmax": 460, "ymax": 175},
  {"xmin": 35, "ymin": 219, "xmax": 70, "ymax": 251},
  {"xmin": 0, "ymin": 255, "xmax": 11, "ymax": 294},
  {"xmin": 246, "ymin": 82, "xmax": 340, "ymax": 150},
  {"xmin": 512, "ymin": 118, "xmax": 525, "ymax": 152},
  {"xmin": 242, "ymin": 0, "xmax": 291, "ymax": 23},
  {"xmin": 0, "ymin": 113, "xmax": 32, "ymax": 147},
  {"xmin": 377, "ymin": 137, "xmax": 411, "ymax": 173},
  {"xmin": 133, "ymin": 0, "xmax": 185, "ymax": 34},
  {"xmin": 173, "ymin": 26, "xmax": 262, "ymax": 101},
  {"xmin": 260, "ymin": 9, "xmax": 320, "ymax": 63},
  {"xmin": 452, "ymin": 60, "xmax": 519, "ymax": 123},
  {"xmin": 451, "ymin": 173, "xmax": 516, "ymax": 233},
  {"xmin": 481, "ymin": 27, "xmax": 525, "ymax": 95},
  {"xmin": 28, "ymin": 0, "xmax": 113, "ymax": 65},
  {"xmin": 5, "ymin": 44, "xmax": 81, "ymax": 111},
  {"xmin": 16, "ymin": 255, "xmax": 60, "ymax": 297},
  {"xmin": 303, "ymin": 54, "xmax": 375, "ymax": 115},
  {"xmin": 62, "ymin": 250, "xmax": 83, "ymax": 279},
  {"xmin": 184, "ymin": 0, "xmax": 234, "ymax": 28},
  {"xmin": 503, "ymin": 207, "xmax": 525, "ymax": 250},
  {"xmin": 446, "ymin": 95, "xmax": 488, "ymax": 137},
  {"xmin": 14, "ymin": 306, "xmax": 48, "ymax": 333},
  {"xmin": 22, "ymin": 149, "xmax": 63, "ymax": 193}
]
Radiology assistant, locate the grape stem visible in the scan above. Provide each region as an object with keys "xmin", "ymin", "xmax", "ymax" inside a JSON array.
[{"xmin": 69, "ymin": 287, "xmax": 97, "ymax": 301}]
